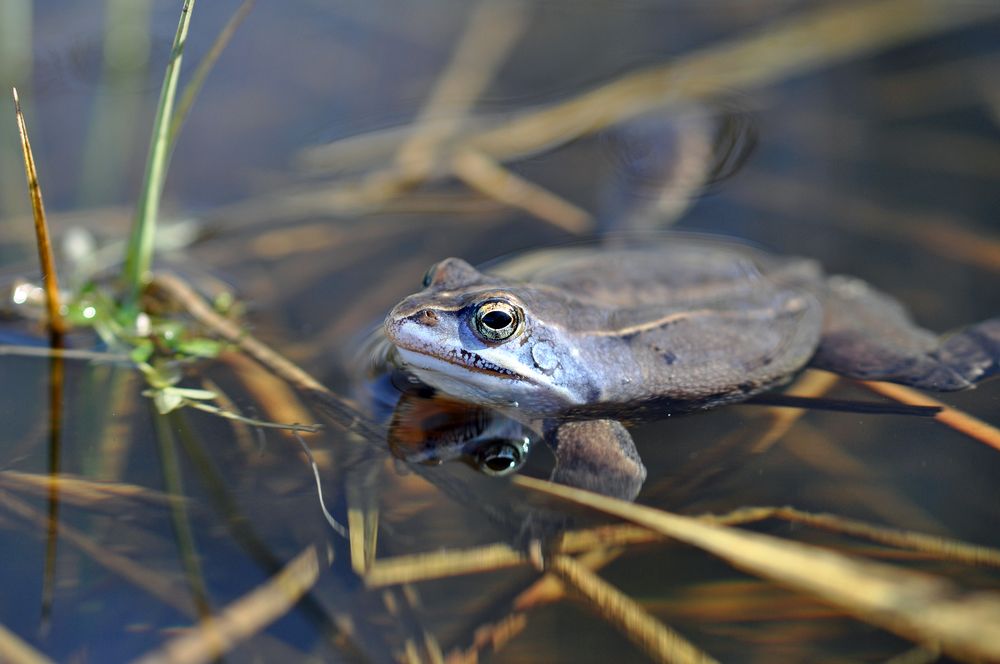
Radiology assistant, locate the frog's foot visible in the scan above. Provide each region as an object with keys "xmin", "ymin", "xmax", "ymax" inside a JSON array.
[
  {"xmin": 811, "ymin": 276, "xmax": 1000, "ymax": 391},
  {"xmin": 545, "ymin": 419, "xmax": 647, "ymax": 501}
]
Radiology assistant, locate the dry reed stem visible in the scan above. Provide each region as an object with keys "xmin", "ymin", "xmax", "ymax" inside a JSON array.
[
  {"xmin": 0, "ymin": 488, "xmax": 195, "ymax": 616},
  {"xmin": 301, "ymin": 0, "xmax": 1000, "ymax": 224},
  {"xmin": 0, "ymin": 623, "xmax": 54, "ymax": 664},
  {"xmin": 150, "ymin": 272, "xmax": 383, "ymax": 441},
  {"xmin": 0, "ymin": 470, "xmax": 179, "ymax": 508},
  {"xmin": 644, "ymin": 579, "xmax": 842, "ymax": 624},
  {"xmin": 364, "ymin": 543, "xmax": 527, "ymax": 588},
  {"xmin": 308, "ymin": 0, "xmax": 998, "ymax": 182},
  {"xmin": 711, "ymin": 506, "xmax": 1000, "ymax": 568},
  {"xmin": 392, "ymin": 0, "xmax": 526, "ymax": 181},
  {"xmin": 513, "ymin": 475, "xmax": 1000, "ymax": 662},
  {"xmin": 132, "ymin": 545, "xmax": 320, "ymax": 664},
  {"xmin": 862, "ymin": 381, "xmax": 1000, "ymax": 453},
  {"xmin": 448, "ymin": 536, "xmax": 663, "ymax": 662},
  {"xmin": 12, "ymin": 88, "xmax": 64, "ymax": 335},
  {"xmin": 451, "ymin": 149, "xmax": 592, "ymax": 233},
  {"xmin": 347, "ymin": 498, "xmax": 378, "ymax": 572},
  {"xmin": 363, "ymin": 495, "xmax": 1000, "ymax": 590},
  {"xmin": 218, "ymin": 351, "xmax": 317, "ymax": 437},
  {"xmin": 364, "ymin": 524, "xmax": 659, "ymax": 588},
  {"xmin": 461, "ymin": 0, "xmax": 999, "ymax": 161},
  {"xmin": 447, "ymin": 612, "xmax": 527, "ymax": 664},
  {"xmin": 545, "ymin": 553, "xmax": 718, "ymax": 664},
  {"xmin": 748, "ymin": 370, "xmax": 840, "ymax": 454}
]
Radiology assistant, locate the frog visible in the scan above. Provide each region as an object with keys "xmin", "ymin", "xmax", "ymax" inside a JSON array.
[{"xmin": 383, "ymin": 237, "xmax": 1000, "ymax": 499}]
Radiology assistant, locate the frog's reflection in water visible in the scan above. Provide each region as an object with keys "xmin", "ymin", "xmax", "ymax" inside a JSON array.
[
  {"xmin": 388, "ymin": 390, "xmax": 536, "ymax": 479},
  {"xmin": 383, "ymin": 367, "xmax": 647, "ymax": 503}
]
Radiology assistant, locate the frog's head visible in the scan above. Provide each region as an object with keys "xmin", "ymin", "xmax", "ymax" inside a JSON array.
[{"xmin": 384, "ymin": 258, "xmax": 590, "ymax": 412}]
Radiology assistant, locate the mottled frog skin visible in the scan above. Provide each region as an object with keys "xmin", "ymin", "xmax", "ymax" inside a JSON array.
[{"xmin": 383, "ymin": 238, "xmax": 999, "ymax": 499}]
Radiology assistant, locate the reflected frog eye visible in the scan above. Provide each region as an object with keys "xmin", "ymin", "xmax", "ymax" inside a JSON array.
[
  {"xmin": 421, "ymin": 262, "xmax": 438, "ymax": 288},
  {"xmin": 475, "ymin": 438, "xmax": 530, "ymax": 476},
  {"xmin": 472, "ymin": 299, "xmax": 523, "ymax": 342}
]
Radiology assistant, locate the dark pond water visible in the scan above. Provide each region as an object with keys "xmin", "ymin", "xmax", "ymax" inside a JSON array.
[{"xmin": 1, "ymin": 1, "xmax": 999, "ymax": 662}]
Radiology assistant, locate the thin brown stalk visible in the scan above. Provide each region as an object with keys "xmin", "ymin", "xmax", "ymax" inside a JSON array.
[
  {"xmin": 446, "ymin": 612, "xmax": 527, "ymax": 664},
  {"xmin": 514, "ymin": 475, "xmax": 1000, "ymax": 662},
  {"xmin": 364, "ymin": 544, "xmax": 527, "ymax": 588},
  {"xmin": 392, "ymin": 0, "xmax": 526, "ymax": 181},
  {"xmin": 862, "ymin": 380, "xmax": 1000, "ymax": 453},
  {"xmin": 710, "ymin": 506, "xmax": 1000, "ymax": 568},
  {"xmin": 150, "ymin": 272, "xmax": 383, "ymax": 440},
  {"xmin": 462, "ymin": 0, "xmax": 1000, "ymax": 161},
  {"xmin": 132, "ymin": 546, "xmax": 320, "ymax": 664},
  {"xmin": 545, "ymin": 554, "xmax": 717, "ymax": 664},
  {"xmin": 347, "ymin": 478, "xmax": 379, "ymax": 575},
  {"xmin": 12, "ymin": 88, "xmax": 64, "ymax": 335},
  {"xmin": 307, "ymin": 0, "xmax": 999, "ymax": 195},
  {"xmin": 217, "ymin": 351, "xmax": 318, "ymax": 435},
  {"xmin": 363, "ymin": 524, "xmax": 659, "ymax": 589},
  {"xmin": 452, "ymin": 148, "xmax": 592, "ymax": 233}
]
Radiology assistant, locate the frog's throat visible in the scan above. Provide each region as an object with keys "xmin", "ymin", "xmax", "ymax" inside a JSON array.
[{"xmin": 396, "ymin": 346, "xmax": 526, "ymax": 381}]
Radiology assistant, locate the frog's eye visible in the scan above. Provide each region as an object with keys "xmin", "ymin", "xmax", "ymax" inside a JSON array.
[
  {"xmin": 421, "ymin": 262, "xmax": 438, "ymax": 288},
  {"xmin": 472, "ymin": 299, "xmax": 523, "ymax": 342},
  {"xmin": 475, "ymin": 438, "xmax": 529, "ymax": 476}
]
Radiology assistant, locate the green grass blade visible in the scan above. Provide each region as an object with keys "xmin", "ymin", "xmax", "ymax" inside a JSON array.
[
  {"xmin": 169, "ymin": 0, "xmax": 255, "ymax": 146},
  {"xmin": 122, "ymin": 0, "xmax": 196, "ymax": 308}
]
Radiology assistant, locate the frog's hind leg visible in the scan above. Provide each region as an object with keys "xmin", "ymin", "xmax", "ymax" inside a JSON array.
[
  {"xmin": 810, "ymin": 275, "xmax": 1000, "ymax": 391},
  {"xmin": 545, "ymin": 420, "xmax": 647, "ymax": 501}
]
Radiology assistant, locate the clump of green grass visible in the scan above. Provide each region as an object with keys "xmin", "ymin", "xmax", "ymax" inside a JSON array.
[{"xmin": 8, "ymin": 0, "xmax": 295, "ymax": 427}]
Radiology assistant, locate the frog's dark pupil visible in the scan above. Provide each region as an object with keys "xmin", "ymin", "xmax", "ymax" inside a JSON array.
[
  {"xmin": 481, "ymin": 310, "xmax": 512, "ymax": 329},
  {"xmin": 485, "ymin": 455, "xmax": 514, "ymax": 472},
  {"xmin": 481, "ymin": 443, "xmax": 519, "ymax": 472}
]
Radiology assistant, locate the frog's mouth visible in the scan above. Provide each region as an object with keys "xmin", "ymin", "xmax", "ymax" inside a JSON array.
[{"xmin": 395, "ymin": 346, "xmax": 527, "ymax": 382}]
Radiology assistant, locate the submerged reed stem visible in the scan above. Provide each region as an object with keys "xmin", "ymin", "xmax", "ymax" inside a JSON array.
[
  {"xmin": 122, "ymin": 0, "xmax": 196, "ymax": 308},
  {"xmin": 12, "ymin": 87, "xmax": 65, "ymax": 336}
]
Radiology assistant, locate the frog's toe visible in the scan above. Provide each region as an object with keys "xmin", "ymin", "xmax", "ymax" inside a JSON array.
[{"xmin": 546, "ymin": 419, "xmax": 647, "ymax": 501}]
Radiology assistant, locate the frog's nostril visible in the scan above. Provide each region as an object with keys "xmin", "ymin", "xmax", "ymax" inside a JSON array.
[{"xmin": 412, "ymin": 309, "xmax": 439, "ymax": 327}]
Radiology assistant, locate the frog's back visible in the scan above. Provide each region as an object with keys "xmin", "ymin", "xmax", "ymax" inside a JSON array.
[
  {"xmin": 492, "ymin": 238, "xmax": 822, "ymax": 308},
  {"xmin": 493, "ymin": 239, "xmax": 826, "ymax": 409}
]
